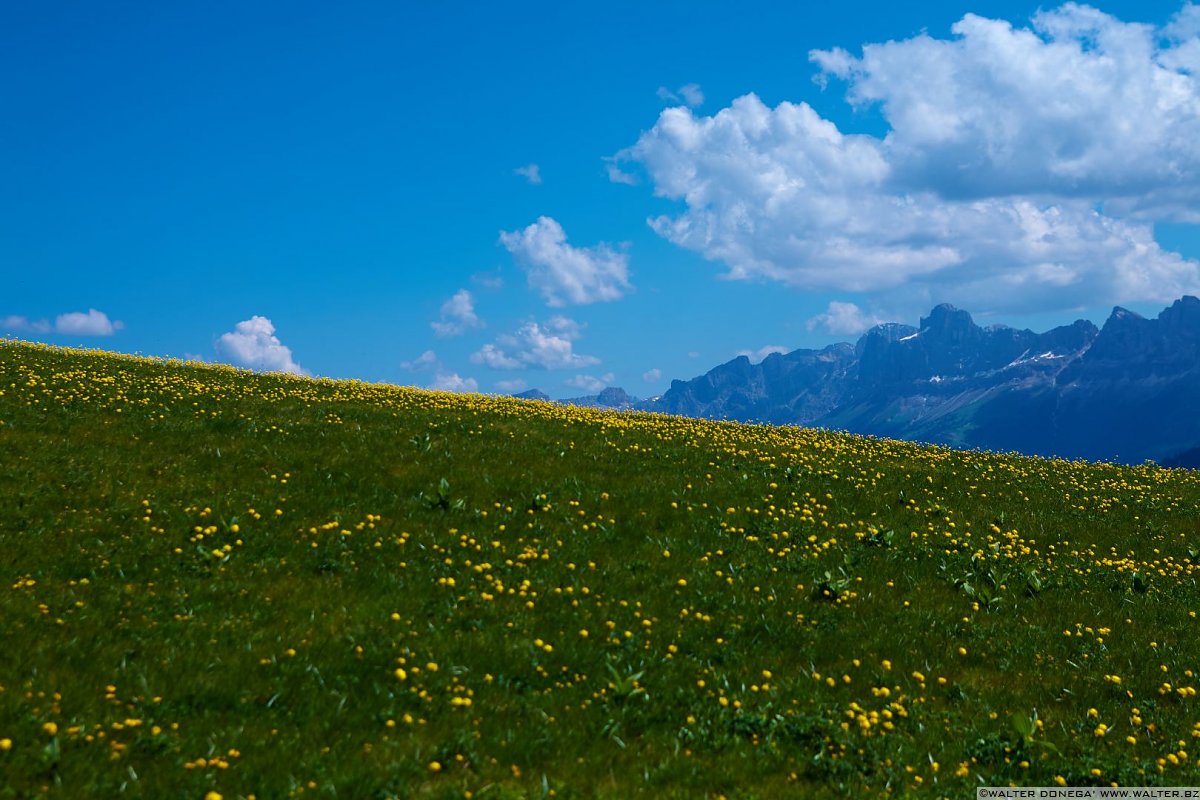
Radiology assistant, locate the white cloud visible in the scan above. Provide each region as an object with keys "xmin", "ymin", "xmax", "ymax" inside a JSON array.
[
  {"xmin": 471, "ymin": 344, "xmax": 521, "ymax": 369},
  {"xmin": 514, "ymin": 163, "xmax": 542, "ymax": 185},
  {"xmin": 472, "ymin": 270, "xmax": 505, "ymax": 290},
  {"xmin": 567, "ymin": 375, "xmax": 603, "ymax": 393},
  {"xmin": 735, "ymin": 344, "xmax": 788, "ymax": 364},
  {"xmin": 806, "ymin": 301, "xmax": 885, "ymax": 335},
  {"xmin": 642, "ymin": 367, "xmax": 662, "ymax": 382},
  {"xmin": 215, "ymin": 316, "xmax": 307, "ymax": 375},
  {"xmin": 429, "ymin": 372, "xmax": 479, "ymax": 393},
  {"xmin": 431, "ymin": 289, "xmax": 483, "ymax": 337},
  {"xmin": 605, "ymin": 161, "xmax": 639, "ymax": 186},
  {"xmin": 616, "ymin": 5, "xmax": 1200, "ymax": 313},
  {"xmin": 56, "ymin": 309, "xmax": 124, "ymax": 336},
  {"xmin": 495, "ymin": 378, "xmax": 527, "ymax": 392},
  {"xmin": 4, "ymin": 309, "xmax": 123, "ymax": 336},
  {"xmin": 499, "ymin": 216, "xmax": 632, "ymax": 306},
  {"xmin": 657, "ymin": 83, "xmax": 705, "ymax": 107},
  {"xmin": 812, "ymin": 5, "xmax": 1200, "ymax": 217},
  {"xmin": 400, "ymin": 350, "xmax": 478, "ymax": 391},
  {"xmin": 567, "ymin": 372, "xmax": 615, "ymax": 393},
  {"xmin": 401, "ymin": 349, "xmax": 439, "ymax": 371},
  {"xmin": 470, "ymin": 316, "xmax": 600, "ymax": 370},
  {"xmin": 2, "ymin": 315, "xmax": 50, "ymax": 334},
  {"xmin": 1166, "ymin": 2, "xmax": 1200, "ymax": 40}
]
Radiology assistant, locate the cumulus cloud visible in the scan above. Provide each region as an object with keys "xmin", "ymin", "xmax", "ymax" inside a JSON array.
[
  {"xmin": 605, "ymin": 160, "xmax": 639, "ymax": 186},
  {"xmin": 470, "ymin": 316, "xmax": 600, "ymax": 370},
  {"xmin": 401, "ymin": 349, "xmax": 439, "ymax": 371},
  {"xmin": 735, "ymin": 344, "xmax": 789, "ymax": 364},
  {"xmin": 3, "ymin": 309, "xmax": 124, "ymax": 336},
  {"xmin": 429, "ymin": 372, "xmax": 479, "ymax": 393},
  {"xmin": 567, "ymin": 372, "xmax": 615, "ymax": 393},
  {"xmin": 56, "ymin": 309, "xmax": 124, "ymax": 336},
  {"xmin": 431, "ymin": 289, "xmax": 483, "ymax": 337},
  {"xmin": 495, "ymin": 378, "xmax": 527, "ymax": 392},
  {"xmin": 642, "ymin": 367, "xmax": 662, "ymax": 382},
  {"xmin": 514, "ymin": 163, "xmax": 542, "ymax": 185},
  {"xmin": 499, "ymin": 216, "xmax": 632, "ymax": 306},
  {"xmin": 470, "ymin": 344, "xmax": 520, "ymax": 370},
  {"xmin": 1165, "ymin": 2, "xmax": 1200, "ymax": 39},
  {"xmin": 615, "ymin": 5, "xmax": 1200, "ymax": 313},
  {"xmin": 806, "ymin": 301, "xmax": 885, "ymax": 335},
  {"xmin": 811, "ymin": 5, "xmax": 1200, "ymax": 215},
  {"xmin": 215, "ymin": 316, "xmax": 307, "ymax": 375},
  {"xmin": 657, "ymin": 83, "xmax": 705, "ymax": 107}
]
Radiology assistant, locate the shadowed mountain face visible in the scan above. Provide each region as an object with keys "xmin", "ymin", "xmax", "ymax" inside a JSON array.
[
  {"xmin": 652, "ymin": 343, "xmax": 858, "ymax": 425},
  {"xmin": 642, "ymin": 296, "xmax": 1200, "ymax": 465},
  {"xmin": 559, "ymin": 386, "xmax": 640, "ymax": 410}
]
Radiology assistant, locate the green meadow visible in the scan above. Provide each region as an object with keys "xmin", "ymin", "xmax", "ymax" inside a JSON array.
[{"xmin": 2, "ymin": 339, "xmax": 1200, "ymax": 798}]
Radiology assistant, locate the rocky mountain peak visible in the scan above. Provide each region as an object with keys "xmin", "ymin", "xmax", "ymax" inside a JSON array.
[
  {"xmin": 919, "ymin": 304, "xmax": 980, "ymax": 343},
  {"xmin": 647, "ymin": 296, "xmax": 1200, "ymax": 465},
  {"xmin": 596, "ymin": 387, "xmax": 634, "ymax": 406},
  {"xmin": 1036, "ymin": 319, "xmax": 1099, "ymax": 355},
  {"xmin": 854, "ymin": 323, "xmax": 918, "ymax": 356},
  {"xmin": 1159, "ymin": 295, "xmax": 1200, "ymax": 333},
  {"xmin": 1102, "ymin": 306, "xmax": 1149, "ymax": 333}
]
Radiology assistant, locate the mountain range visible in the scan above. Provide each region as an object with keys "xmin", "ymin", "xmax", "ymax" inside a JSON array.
[{"xmin": 517, "ymin": 296, "xmax": 1200, "ymax": 466}]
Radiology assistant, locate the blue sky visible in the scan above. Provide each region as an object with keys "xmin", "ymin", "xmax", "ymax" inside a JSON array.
[{"xmin": 5, "ymin": 1, "xmax": 1200, "ymax": 396}]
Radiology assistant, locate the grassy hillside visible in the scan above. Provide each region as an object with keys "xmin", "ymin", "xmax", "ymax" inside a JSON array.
[{"xmin": 2, "ymin": 340, "xmax": 1200, "ymax": 798}]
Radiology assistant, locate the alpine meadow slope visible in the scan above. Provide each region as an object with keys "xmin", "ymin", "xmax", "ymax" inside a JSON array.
[{"xmin": 3, "ymin": 340, "xmax": 1200, "ymax": 797}]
